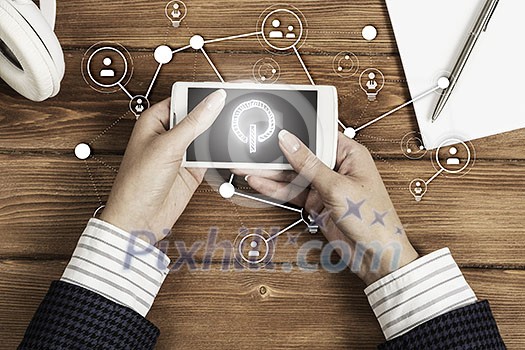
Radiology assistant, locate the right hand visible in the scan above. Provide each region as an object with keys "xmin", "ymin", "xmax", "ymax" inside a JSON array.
[{"xmin": 234, "ymin": 131, "xmax": 418, "ymax": 285}]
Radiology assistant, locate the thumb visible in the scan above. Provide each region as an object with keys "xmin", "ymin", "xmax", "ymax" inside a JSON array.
[
  {"xmin": 167, "ymin": 89, "xmax": 227, "ymax": 152},
  {"xmin": 278, "ymin": 130, "xmax": 336, "ymax": 194}
]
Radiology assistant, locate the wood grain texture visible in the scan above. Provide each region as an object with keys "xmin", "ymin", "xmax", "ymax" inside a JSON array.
[
  {"xmin": 1, "ymin": 0, "xmax": 524, "ymax": 348},
  {"xmin": 1, "ymin": 154, "xmax": 524, "ymax": 266},
  {"xmin": 0, "ymin": 260, "xmax": 523, "ymax": 349}
]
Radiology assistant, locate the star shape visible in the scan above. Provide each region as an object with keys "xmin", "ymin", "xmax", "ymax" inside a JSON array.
[
  {"xmin": 394, "ymin": 227, "xmax": 405, "ymax": 235},
  {"xmin": 370, "ymin": 210, "xmax": 389, "ymax": 227},
  {"xmin": 309, "ymin": 209, "xmax": 331, "ymax": 230},
  {"xmin": 338, "ymin": 198, "xmax": 366, "ymax": 223},
  {"xmin": 285, "ymin": 232, "xmax": 301, "ymax": 247}
]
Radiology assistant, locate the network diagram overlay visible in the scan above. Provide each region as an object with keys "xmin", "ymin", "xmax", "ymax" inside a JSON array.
[{"xmin": 76, "ymin": 2, "xmax": 476, "ymax": 267}]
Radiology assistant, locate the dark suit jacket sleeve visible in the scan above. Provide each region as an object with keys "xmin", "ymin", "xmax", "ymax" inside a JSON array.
[
  {"xmin": 377, "ymin": 300, "xmax": 506, "ymax": 350},
  {"xmin": 18, "ymin": 280, "xmax": 160, "ymax": 350}
]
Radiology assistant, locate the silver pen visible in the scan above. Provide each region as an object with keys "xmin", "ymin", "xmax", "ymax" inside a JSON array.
[{"xmin": 431, "ymin": 0, "xmax": 500, "ymax": 122}]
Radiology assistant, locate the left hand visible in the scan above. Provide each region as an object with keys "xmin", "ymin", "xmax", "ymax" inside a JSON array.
[{"xmin": 100, "ymin": 90, "xmax": 226, "ymax": 244}]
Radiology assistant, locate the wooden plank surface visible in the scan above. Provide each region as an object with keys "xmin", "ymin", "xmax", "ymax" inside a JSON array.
[
  {"xmin": 0, "ymin": 0, "xmax": 524, "ymax": 348},
  {"xmin": 1, "ymin": 154, "xmax": 524, "ymax": 265},
  {"xmin": 0, "ymin": 260, "xmax": 523, "ymax": 349}
]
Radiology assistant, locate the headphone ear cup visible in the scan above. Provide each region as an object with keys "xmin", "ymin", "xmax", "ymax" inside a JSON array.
[{"xmin": 0, "ymin": 0, "xmax": 62, "ymax": 101}]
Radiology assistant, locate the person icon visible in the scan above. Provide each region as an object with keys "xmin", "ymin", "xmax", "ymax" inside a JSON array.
[
  {"xmin": 99, "ymin": 57, "xmax": 115, "ymax": 78},
  {"xmin": 171, "ymin": 3, "xmax": 181, "ymax": 19},
  {"xmin": 414, "ymin": 181, "xmax": 423, "ymax": 195},
  {"xmin": 269, "ymin": 19, "xmax": 284, "ymax": 38},
  {"xmin": 286, "ymin": 25, "xmax": 296, "ymax": 39},
  {"xmin": 248, "ymin": 240, "xmax": 260, "ymax": 258},
  {"xmin": 446, "ymin": 146, "xmax": 460, "ymax": 165},
  {"xmin": 134, "ymin": 99, "xmax": 145, "ymax": 114},
  {"xmin": 366, "ymin": 72, "xmax": 378, "ymax": 91}
]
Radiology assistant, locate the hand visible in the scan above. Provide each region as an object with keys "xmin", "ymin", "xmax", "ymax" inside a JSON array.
[
  {"xmin": 100, "ymin": 90, "xmax": 227, "ymax": 244},
  {"xmin": 234, "ymin": 131, "xmax": 418, "ymax": 285}
]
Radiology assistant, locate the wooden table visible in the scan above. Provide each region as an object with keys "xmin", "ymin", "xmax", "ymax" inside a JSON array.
[{"xmin": 1, "ymin": 0, "xmax": 524, "ymax": 348}]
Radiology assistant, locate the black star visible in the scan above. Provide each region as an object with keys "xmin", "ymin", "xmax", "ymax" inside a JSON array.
[
  {"xmin": 370, "ymin": 210, "xmax": 389, "ymax": 227},
  {"xmin": 338, "ymin": 198, "xmax": 366, "ymax": 223}
]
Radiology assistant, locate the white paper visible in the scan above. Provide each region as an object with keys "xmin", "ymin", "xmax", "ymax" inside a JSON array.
[{"xmin": 386, "ymin": 0, "xmax": 525, "ymax": 149}]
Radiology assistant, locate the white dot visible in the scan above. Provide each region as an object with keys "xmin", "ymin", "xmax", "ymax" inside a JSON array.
[
  {"xmin": 449, "ymin": 147, "xmax": 458, "ymax": 155},
  {"xmin": 261, "ymin": 76, "xmax": 266, "ymax": 81},
  {"xmin": 288, "ymin": 25, "xmax": 294, "ymax": 31},
  {"xmin": 345, "ymin": 55, "xmax": 350, "ymax": 60},
  {"xmin": 219, "ymin": 182, "xmax": 235, "ymax": 199},
  {"xmin": 369, "ymin": 72, "xmax": 376, "ymax": 79},
  {"xmin": 271, "ymin": 69, "xmax": 277, "ymax": 74},
  {"xmin": 250, "ymin": 241, "xmax": 258, "ymax": 248},
  {"xmin": 189, "ymin": 35, "xmax": 205, "ymax": 50},
  {"xmin": 419, "ymin": 145, "xmax": 425, "ymax": 150},
  {"xmin": 416, "ymin": 181, "xmax": 421, "ymax": 186},
  {"xmin": 407, "ymin": 148, "xmax": 412, "ymax": 153},
  {"xmin": 272, "ymin": 19, "xmax": 281, "ymax": 28},
  {"xmin": 154, "ymin": 45, "xmax": 173, "ymax": 64},
  {"xmin": 362, "ymin": 25, "xmax": 378, "ymax": 41},
  {"xmin": 344, "ymin": 127, "xmax": 356, "ymax": 139},
  {"xmin": 438, "ymin": 76, "xmax": 450, "ymax": 89},
  {"xmin": 173, "ymin": 3, "xmax": 179, "ymax": 9},
  {"xmin": 103, "ymin": 57, "xmax": 112, "ymax": 66},
  {"xmin": 75, "ymin": 143, "xmax": 91, "ymax": 160}
]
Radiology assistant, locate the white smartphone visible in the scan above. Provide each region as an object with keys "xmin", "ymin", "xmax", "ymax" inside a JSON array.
[{"xmin": 170, "ymin": 82, "xmax": 338, "ymax": 170}]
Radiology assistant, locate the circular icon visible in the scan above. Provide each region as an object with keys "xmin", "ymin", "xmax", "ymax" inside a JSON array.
[
  {"xmin": 409, "ymin": 178, "xmax": 427, "ymax": 202},
  {"xmin": 234, "ymin": 228, "xmax": 275, "ymax": 267},
  {"xmin": 232, "ymin": 100, "xmax": 276, "ymax": 154},
  {"xmin": 432, "ymin": 138, "xmax": 475, "ymax": 177},
  {"xmin": 438, "ymin": 76, "xmax": 450, "ymax": 89},
  {"xmin": 401, "ymin": 131, "xmax": 427, "ymax": 159},
  {"xmin": 154, "ymin": 45, "xmax": 173, "ymax": 64},
  {"xmin": 219, "ymin": 182, "xmax": 235, "ymax": 199},
  {"xmin": 332, "ymin": 52, "xmax": 359, "ymax": 78},
  {"xmin": 189, "ymin": 35, "xmax": 205, "ymax": 50},
  {"xmin": 252, "ymin": 57, "xmax": 281, "ymax": 83},
  {"xmin": 81, "ymin": 42, "xmax": 133, "ymax": 94},
  {"xmin": 362, "ymin": 25, "xmax": 378, "ymax": 41},
  {"xmin": 257, "ymin": 5, "xmax": 307, "ymax": 52},
  {"xmin": 431, "ymin": 69, "xmax": 452, "ymax": 96},
  {"xmin": 129, "ymin": 95, "xmax": 150, "ymax": 118},
  {"xmin": 343, "ymin": 127, "xmax": 356, "ymax": 139},
  {"xmin": 74, "ymin": 143, "xmax": 91, "ymax": 160}
]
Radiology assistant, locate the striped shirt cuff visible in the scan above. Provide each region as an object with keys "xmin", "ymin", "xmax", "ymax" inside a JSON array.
[
  {"xmin": 61, "ymin": 218, "xmax": 171, "ymax": 317},
  {"xmin": 364, "ymin": 248, "xmax": 477, "ymax": 341}
]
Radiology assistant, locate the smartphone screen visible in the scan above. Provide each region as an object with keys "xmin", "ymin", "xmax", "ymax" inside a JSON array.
[{"xmin": 186, "ymin": 87, "xmax": 318, "ymax": 164}]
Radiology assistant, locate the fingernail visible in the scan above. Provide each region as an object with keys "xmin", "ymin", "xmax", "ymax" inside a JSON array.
[
  {"xmin": 278, "ymin": 130, "xmax": 300, "ymax": 153},
  {"xmin": 205, "ymin": 89, "xmax": 227, "ymax": 111},
  {"xmin": 244, "ymin": 175, "xmax": 250, "ymax": 182}
]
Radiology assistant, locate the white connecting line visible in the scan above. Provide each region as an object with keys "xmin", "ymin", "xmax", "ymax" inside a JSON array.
[
  {"xmin": 266, "ymin": 218, "xmax": 304, "ymax": 242},
  {"xmin": 117, "ymin": 82, "xmax": 133, "ymax": 100},
  {"xmin": 204, "ymin": 31, "xmax": 262, "ymax": 45},
  {"xmin": 200, "ymin": 47, "xmax": 225, "ymax": 83},
  {"xmin": 231, "ymin": 189, "xmax": 306, "ymax": 243},
  {"xmin": 425, "ymin": 168, "xmax": 444, "ymax": 185},
  {"xmin": 293, "ymin": 45, "xmax": 315, "ymax": 85},
  {"xmin": 145, "ymin": 63, "xmax": 163, "ymax": 99},
  {"xmin": 341, "ymin": 85, "xmax": 441, "ymax": 134},
  {"xmin": 233, "ymin": 190, "xmax": 302, "ymax": 213}
]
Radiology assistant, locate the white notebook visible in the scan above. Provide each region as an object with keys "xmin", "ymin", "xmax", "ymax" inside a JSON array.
[{"xmin": 386, "ymin": 0, "xmax": 525, "ymax": 149}]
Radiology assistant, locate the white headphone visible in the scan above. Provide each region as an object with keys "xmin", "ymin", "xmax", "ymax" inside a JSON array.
[{"xmin": 0, "ymin": 0, "xmax": 64, "ymax": 101}]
